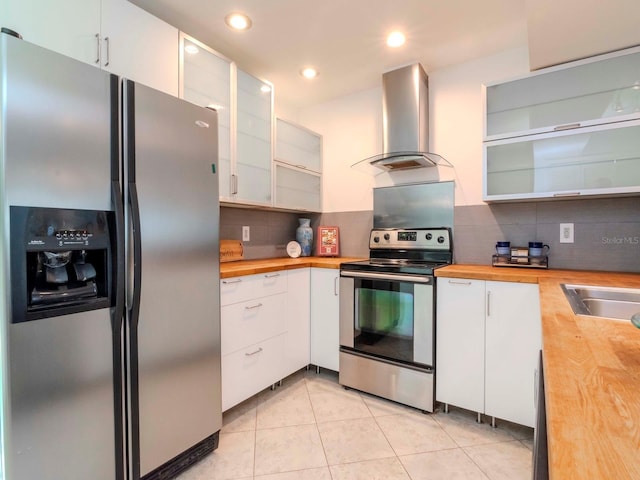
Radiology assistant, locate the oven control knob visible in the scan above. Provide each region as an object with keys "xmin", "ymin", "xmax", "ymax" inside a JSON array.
[
  {"xmin": 437, "ymin": 236, "xmax": 445, "ymax": 244},
  {"xmin": 426, "ymin": 233, "xmax": 433, "ymax": 240},
  {"xmin": 383, "ymin": 233, "xmax": 390, "ymax": 241},
  {"xmin": 373, "ymin": 236, "xmax": 380, "ymax": 243}
]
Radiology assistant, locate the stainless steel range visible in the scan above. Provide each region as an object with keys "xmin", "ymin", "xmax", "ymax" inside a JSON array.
[{"xmin": 339, "ymin": 227, "xmax": 453, "ymax": 412}]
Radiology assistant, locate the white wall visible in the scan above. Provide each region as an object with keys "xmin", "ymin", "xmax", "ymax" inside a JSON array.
[
  {"xmin": 300, "ymin": 46, "xmax": 530, "ymax": 210},
  {"xmin": 299, "ymin": 87, "xmax": 380, "ymax": 212}
]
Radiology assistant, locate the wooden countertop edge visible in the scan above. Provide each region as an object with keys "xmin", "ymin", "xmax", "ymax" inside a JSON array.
[
  {"xmin": 436, "ymin": 264, "xmax": 640, "ymax": 480},
  {"xmin": 220, "ymin": 257, "xmax": 365, "ymax": 279}
]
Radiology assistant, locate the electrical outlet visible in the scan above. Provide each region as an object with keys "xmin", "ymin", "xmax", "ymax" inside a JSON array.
[
  {"xmin": 242, "ymin": 226, "xmax": 250, "ymax": 242},
  {"xmin": 560, "ymin": 223, "xmax": 574, "ymax": 243}
]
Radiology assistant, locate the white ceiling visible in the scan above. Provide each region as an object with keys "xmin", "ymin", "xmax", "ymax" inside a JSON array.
[{"xmin": 129, "ymin": 0, "xmax": 640, "ymax": 110}]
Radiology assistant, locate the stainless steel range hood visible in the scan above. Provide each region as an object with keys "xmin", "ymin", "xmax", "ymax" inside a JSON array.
[{"xmin": 353, "ymin": 63, "xmax": 452, "ymax": 174}]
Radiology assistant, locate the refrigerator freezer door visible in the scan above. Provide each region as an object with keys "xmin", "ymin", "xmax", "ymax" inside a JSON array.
[
  {"xmin": 1, "ymin": 35, "xmax": 122, "ymax": 480},
  {"xmin": 124, "ymin": 81, "xmax": 221, "ymax": 477},
  {"xmin": 2, "ymin": 33, "xmax": 113, "ymax": 211}
]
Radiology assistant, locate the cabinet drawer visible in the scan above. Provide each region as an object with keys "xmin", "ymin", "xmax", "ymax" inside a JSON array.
[
  {"xmin": 221, "ymin": 293, "xmax": 287, "ymax": 355},
  {"xmin": 221, "ymin": 334, "xmax": 285, "ymax": 411},
  {"xmin": 220, "ymin": 271, "xmax": 287, "ymax": 306}
]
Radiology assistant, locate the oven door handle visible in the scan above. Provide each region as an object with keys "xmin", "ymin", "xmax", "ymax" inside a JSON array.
[{"xmin": 340, "ymin": 270, "xmax": 432, "ymax": 284}]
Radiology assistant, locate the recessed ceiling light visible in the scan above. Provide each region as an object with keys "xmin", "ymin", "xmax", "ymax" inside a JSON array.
[
  {"xmin": 184, "ymin": 44, "xmax": 199, "ymax": 54},
  {"xmin": 386, "ymin": 31, "xmax": 406, "ymax": 48},
  {"xmin": 300, "ymin": 67, "xmax": 319, "ymax": 79},
  {"xmin": 260, "ymin": 85, "xmax": 272, "ymax": 93},
  {"xmin": 225, "ymin": 13, "xmax": 252, "ymax": 31}
]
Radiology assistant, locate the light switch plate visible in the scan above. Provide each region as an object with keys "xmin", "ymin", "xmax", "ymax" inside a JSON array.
[
  {"xmin": 560, "ymin": 223, "xmax": 574, "ymax": 243},
  {"xmin": 242, "ymin": 226, "xmax": 250, "ymax": 242}
]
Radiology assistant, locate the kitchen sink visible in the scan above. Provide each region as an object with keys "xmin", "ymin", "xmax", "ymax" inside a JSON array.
[{"xmin": 561, "ymin": 284, "xmax": 640, "ymax": 321}]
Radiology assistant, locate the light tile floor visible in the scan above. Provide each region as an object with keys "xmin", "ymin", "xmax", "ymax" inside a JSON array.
[{"xmin": 177, "ymin": 369, "xmax": 533, "ymax": 480}]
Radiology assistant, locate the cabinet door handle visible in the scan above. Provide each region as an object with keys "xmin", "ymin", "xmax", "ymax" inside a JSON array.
[
  {"xmin": 553, "ymin": 192, "xmax": 581, "ymax": 197},
  {"xmin": 231, "ymin": 174, "xmax": 238, "ymax": 194},
  {"xmin": 487, "ymin": 291, "xmax": 491, "ymax": 317},
  {"xmin": 222, "ymin": 278, "xmax": 242, "ymax": 285},
  {"xmin": 103, "ymin": 36, "xmax": 110, "ymax": 67},
  {"xmin": 245, "ymin": 303, "xmax": 263, "ymax": 310},
  {"xmin": 334, "ymin": 276, "xmax": 339, "ymax": 296},
  {"xmin": 95, "ymin": 33, "xmax": 100, "ymax": 64},
  {"xmin": 264, "ymin": 273, "xmax": 280, "ymax": 278},
  {"xmin": 554, "ymin": 122, "xmax": 581, "ymax": 131},
  {"xmin": 448, "ymin": 280, "xmax": 472, "ymax": 285},
  {"xmin": 245, "ymin": 347, "xmax": 263, "ymax": 356}
]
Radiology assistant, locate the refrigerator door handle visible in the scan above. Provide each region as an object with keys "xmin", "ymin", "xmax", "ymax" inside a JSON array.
[
  {"xmin": 110, "ymin": 73, "xmax": 126, "ymax": 480},
  {"xmin": 128, "ymin": 182, "xmax": 142, "ymax": 328}
]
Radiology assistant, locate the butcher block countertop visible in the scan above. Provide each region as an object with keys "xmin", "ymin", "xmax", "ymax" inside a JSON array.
[
  {"xmin": 219, "ymin": 256, "xmax": 364, "ymax": 279},
  {"xmin": 436, "ymin": 264, "xmax": 640, "ymax": 480}
]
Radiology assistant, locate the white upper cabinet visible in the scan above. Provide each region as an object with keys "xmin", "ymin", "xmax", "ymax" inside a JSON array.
[
  {"xmin": 274, "ymin": 164, "xmax": 321, "ymax": 212},
  {"xmin": 274, "ymin": 118, "xmax": 322, "ymax": 212},
  {"xmin": 1, "ymin": 0, "xmax": 101, "ymax": 65},
  {"xmin": 275, "ymin": 118, "xmax": 322, "ymax": 172},
  {"xmin": 1, "ymin": 0, "xmax": 179, "ymax": 96},
  {"xmin": 179, "ymin": 37, "xmax": 274, "ymax": 206},
  {"xmin": 485, "ymin": 47, "xmax": 640, "ymax": 141},
  {"xmin": 484, "ymin": 46, "xmax": 640, "ymax": 202},
  {"xmin": 485, "ymin": 120, "xmax": 640, "ymax": 201},
  {"xmin": 234, "ymin": 69, "xmax": 273, "ymax": 206},
  {"xmin": 180, "ymin": 34, "xmax": 232, "ymax": 197},
  {"xmin": 100, "ymin": 0, "xmax": 179, "ymax": 96}
]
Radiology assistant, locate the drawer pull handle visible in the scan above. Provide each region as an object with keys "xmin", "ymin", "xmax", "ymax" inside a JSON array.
[
  {"xmin": 264, "ymin": 273, "xmax": 280, "ymax": 278},
  {"xmin": 448, "ymin": 280, "xmax": 472, "ymax": 285},
  {"xmin": 245, "ymin": 303, "xmax": 263, "ymax": 310},
  {"xmin": 245, "ymin": 347, "xmax": 263, "ymax": 356},
  {"xmin": 222, "ymin": 279, "xmax": 242, "ymax": 284}
]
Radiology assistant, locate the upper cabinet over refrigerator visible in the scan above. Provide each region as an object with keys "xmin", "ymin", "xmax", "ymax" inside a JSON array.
[{"xmin": 0, "ymin": 0, "xmax": 179, "ymax": 96}]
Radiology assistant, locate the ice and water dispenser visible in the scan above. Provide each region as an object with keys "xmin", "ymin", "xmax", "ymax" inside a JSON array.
[{"xmin": 10, "ymin": 206, "xmax": 115, "ymax": 323}]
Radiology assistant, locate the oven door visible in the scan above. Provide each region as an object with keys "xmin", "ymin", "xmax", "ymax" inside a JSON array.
[{"xmin": 339, "ymin": 270, "xmax": 433, "ymax": 368}]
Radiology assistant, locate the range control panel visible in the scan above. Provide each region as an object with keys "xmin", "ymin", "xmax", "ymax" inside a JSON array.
[{"xmin": 369, "ymin": 228, "xmax": 451, "ymax": 250}]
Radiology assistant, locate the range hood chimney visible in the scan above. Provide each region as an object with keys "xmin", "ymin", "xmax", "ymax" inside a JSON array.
[{"xmin": 353, "ymin": 63, "xmax": 451, "ymax": 174}]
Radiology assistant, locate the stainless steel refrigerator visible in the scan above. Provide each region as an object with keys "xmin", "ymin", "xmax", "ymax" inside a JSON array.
[{"xmin": 0, "ymin": 31, "xmax": 222, "ymax": 480}]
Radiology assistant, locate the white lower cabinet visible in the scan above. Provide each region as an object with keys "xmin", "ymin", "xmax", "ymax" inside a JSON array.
[
  {"xmin": 436, "ymin": 277, "xmax": 541, "ymax": 427},
  {"xmin": 484, "ymin": 281, "xmax": 542, "ymax": 427},
  {"xmin": 310, "ymin": 268, "xmax": 340, "ymax": 371},
  {"xmin": 436, "ymin": 278, "xmax": 486, "ymax": 413},
  {"xmin": 221, "ymin": 334, "xmax": 286, "ymax": 411},
  {"xmin": 285, "ymin": 268, "xmax": 311, "ymax": 373},
  {"xmin": 220, "ymin": 268, "xmax": 312, "ymax": 411}
]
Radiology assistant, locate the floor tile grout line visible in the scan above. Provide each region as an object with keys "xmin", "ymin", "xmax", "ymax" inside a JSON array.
[
  {"xmin": 461, "ymin": 438, "xmax": 531, "ymax": 480},
  {"xmin": 303, "ymin": 372, "xmax": 334, "ymax": 479}
]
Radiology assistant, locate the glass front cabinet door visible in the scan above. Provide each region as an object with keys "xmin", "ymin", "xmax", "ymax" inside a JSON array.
[
  {"xmin": 180, "ymin": 34, "xmax": 233, "ymax": 198},
  {"xmin": 483, "ymin": 46, "xmax": 640, "ymax": 202},
  {"xmin": 274, "ymin": 118, "xmax": 322, "ymax": 212},
  {"xmin": 235, "ymin": 69, "xmax": 273, "ymax": 206},
  {"xmin": 484, "ymin": 120, "xmax": 640, "ymax": 201}
]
